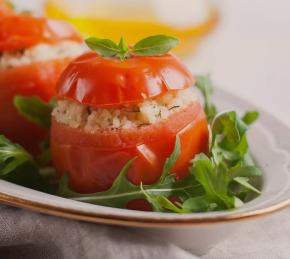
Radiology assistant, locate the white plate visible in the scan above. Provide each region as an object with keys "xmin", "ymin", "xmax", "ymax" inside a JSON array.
[{"xmin": 1, "ymin": 89, "xmax": 290, "ymax": 254}]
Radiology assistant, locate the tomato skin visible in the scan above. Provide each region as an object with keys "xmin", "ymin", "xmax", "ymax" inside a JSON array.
[
  {"xmin": 0, "ymin": 58, "xmax": 73, "ymax": 155},
  {"xmin": 0, "ymin": 15, "xmax": 82, "ymax": 52},
  {"xmin": 57, "ymin": 52, "xmax": 194, "ymax": 108},
  {"xmin": 51, "ymin": 102, "xmax": 208, "ymax": 193}
]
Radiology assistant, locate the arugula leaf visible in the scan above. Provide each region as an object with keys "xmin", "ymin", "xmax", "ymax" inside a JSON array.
[
  {"xmin": 0, "ymin": 135, "xmax": 56, "ymax": 193},
  {"xmin": 189, "ymin": 154, "xmax": 235, "ymax": 209},
  {"xmin": 133, "ymin": 35, "xmax": 179, "ymax": 56},
  {"xmin": 182, "ymin": 196, "xmax": 218, "ymax": 212},
  {"xmin": 160, "ymin": 136, "xmax": 181, "ymax": 182},
  {"xmin": 14, "ymin": 96, "xmax": 55, "ymax": 128},
  {"xmin": 13, "ymin": 95, "xmax": 55, "ymax": 165},
  {"xmin": 195, "ymin": 75, "xmax": 217, "ymax": 122},
  {"xmin": 59, "ymin": 158, "xmax": 143, "ymax": 208},
  {"xmin": 209, "ymin": 111, "xmax": 261, "ymax": 198},
  {"xmin": 0, "ymin": 135, "xmax": 32, "ymax": 176},
  {"xmin": 233, "ymin": 177, "xmax": 261, "ymax": 194},
  {"xmin": 85, "ymin": 37, "xmax": 119, "ymax": 57},
  {"xmin": 141, "ymin": 186, "xmax": 185, "ymax": 213},
  {"xmin": 36, "ymin": 138, "xmax": 52, "ymax": 166},
  {"xmin": 242, "ymin": 111, "xmax": 259, "ymax": 125}
]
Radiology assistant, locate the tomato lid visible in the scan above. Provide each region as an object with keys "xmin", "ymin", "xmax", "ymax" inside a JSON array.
[
  {"xmin": 56, "ymin": 51, "xmax": 194, "ymax": 108},
  {"xmin": 0, "ymin": 15, "xmax": 82, "ymax": 51}
]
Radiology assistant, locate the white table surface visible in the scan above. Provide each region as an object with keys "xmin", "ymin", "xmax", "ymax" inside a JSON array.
[{"xmin": 186, "ymin": 0, "xmax": 290, "ymax": 127}]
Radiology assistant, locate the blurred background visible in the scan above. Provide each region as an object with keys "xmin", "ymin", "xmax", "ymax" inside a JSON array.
[{"xmin": 12, "ymin": 0, "xmax": 290, "ymax": 126}]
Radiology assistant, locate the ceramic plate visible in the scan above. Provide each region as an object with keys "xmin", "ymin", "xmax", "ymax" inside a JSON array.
[{"xmin": 1, "ymin": 89, "xmax": 290, "ymax": 228}]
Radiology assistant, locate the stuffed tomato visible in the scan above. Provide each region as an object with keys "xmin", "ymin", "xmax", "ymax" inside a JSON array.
[
  {"xmin": 51, "ymin": 50, "xmax": 209, "ymax": 194},
  {"xmin": 0, "ymin": 10, "xmax": 84, "ymax": 155}
]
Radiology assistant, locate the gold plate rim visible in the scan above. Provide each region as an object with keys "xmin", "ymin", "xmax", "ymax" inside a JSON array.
[{"xmin": 1, "ymin": 191, "xmax": 290, "ymax": 228}]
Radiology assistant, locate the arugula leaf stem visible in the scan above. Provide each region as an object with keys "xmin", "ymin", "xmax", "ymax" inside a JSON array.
[{"xmin": 72, "ymin": 184, "xmax": 201, "ymax": 203}]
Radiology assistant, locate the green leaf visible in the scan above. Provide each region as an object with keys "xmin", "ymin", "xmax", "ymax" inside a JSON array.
[
  {"xmin": 36, "ymin": 138, "xmax": 52, "ymax": 166},
  {"xmin": 242, "ymin": 111, "xmax": 259, "ymax": 125},
  {"xmin": 85, "ymin": 37, "xmax": 119, "ymax": 57},
  {"xmin": 182, "ymin": 196, "xmax": 218, "ymax": 212},
  {"xmin": 0, "ymin": 135, "xmax": 32, "ymax": 176},
  {"xmin": 0, "ymin": 135, "xmax": 56, "ymax": 193},
  {"xmin": 233, "ymin": 177, "xmax": 261, "ymax": 194},
  {"xmin": 117, "ymin": 36, "xmax": 130, "ymax": 60},
  {"xmin": 210, "ymin": 111, "xmax": 250, "ymax": 165},
  {"xmin": 14, "ymin": 96, "xmax": 55, "ymax": 128},
  {"xmin": 189, "ymin": 154, "xmax": 235, "ymax": 209},
  {"xmin": 2, "ymin": 163, "xmax": 56, "ymax": 194},
  {"xmin": 59, "ymin": 158, "xmax": 141, "ymax": 208},
  {"xmin": 160, "ymin": 136, "xmax": 181, "ymax": 182},
  {"xmin": 229, "ymin": 165, "xmax": 262, "ymax": 178},
  {"xmin": 133, "ymin": 35, "xmax": 179, "ymax": 56},
  {"xmin": 141, "ymin": 184, "xmax": 184, "ymax": 213},
  {"xmin": 195, "ymin": 75, "xmax": 217, "ymax": 122}
]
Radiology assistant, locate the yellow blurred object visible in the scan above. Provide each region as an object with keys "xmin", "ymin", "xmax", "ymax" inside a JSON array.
[{"xmin": 45, "ymin": 0, "xmax": 218, "ymax": 56}]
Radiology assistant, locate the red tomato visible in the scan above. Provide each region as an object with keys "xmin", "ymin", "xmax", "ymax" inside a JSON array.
[
  {"xmin": 0, "ymin": 0, "xmax": 14, "ymax": 17},
  {"xmin": 0, "ymin": 15, "xmax": 82, "ymax": 52},
  {"xmin": 57, "ymin": 52, "xmax": 194, "ymax": 108},
  {"xmin": 51, "ymin": 102, "xmax": 209, "ymax": 193},
  {"xmin": 0, "ymin": 13, "xmax": 82, "ymax": 154},
  {"xmin": 52, "ymin": 52, "xmax": 208, "ymax": 210},
  {"xmin": 0, "ymin": 58, "xmax": 73, "ymax": 155}
]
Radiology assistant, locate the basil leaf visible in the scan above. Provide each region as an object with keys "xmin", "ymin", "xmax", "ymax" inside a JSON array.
[
  {"xmin": 85, "ymin": 37, "xmax": 119, "ymax": 57},
  {"xmin": 14, "ymin": 96, "xmax": 55, "ymax": 128},
  {"xmin": 195, "ymin": 75, "xmax": 217, "ymax": 122},
  {"xmin": 133, "ymin": 35, "xmax": 179, "ymax": 56},
  {"xmin": 0, "ymin": 135, "xmax": 32, "ymax": 176},
  {"xmin": 242, "ymin": 111, "xmax": 259, "ymax": 125},
  {"xmin": 117, "ymin": 36, "xmax": 130, "ymax": 60}
]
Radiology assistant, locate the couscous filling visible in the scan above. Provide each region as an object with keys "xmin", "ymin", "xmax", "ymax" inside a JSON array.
[
  {"xmin": 0, "ymin": 40, "xmax": 84, "ymax": 69},
  {"xmin": 52, "ymin": 88, "xmax": 199, "ymax": 132}
]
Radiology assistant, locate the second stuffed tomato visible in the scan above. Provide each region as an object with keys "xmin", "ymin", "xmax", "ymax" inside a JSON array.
[
  {"xmin": 0, "ymin": 11, "xmax": 84, "ymax": 155},
  {"xmin": 51, "ymin": 52, "xmax": 209, "ymax": 193}
]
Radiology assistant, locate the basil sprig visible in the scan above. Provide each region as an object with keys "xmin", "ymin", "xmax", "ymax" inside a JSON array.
[{"xmin": 85, "ymin": 35, "xmax": 179, "ymax": 60}]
